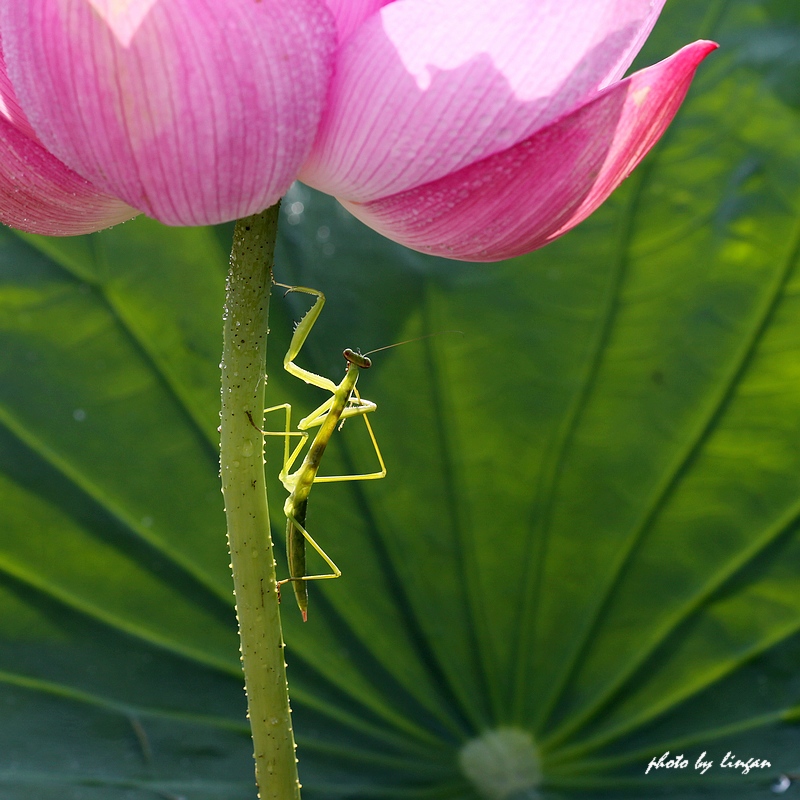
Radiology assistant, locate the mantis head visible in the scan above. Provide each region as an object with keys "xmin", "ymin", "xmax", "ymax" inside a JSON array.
[{"xmin": 343, "ymin": 348, "xmax": 372, "ymax": 369}]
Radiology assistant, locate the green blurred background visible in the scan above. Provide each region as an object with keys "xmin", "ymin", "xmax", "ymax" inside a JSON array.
[{"xmin": 2, "ymin": 0, "xmax": 800, "ymax": 797}]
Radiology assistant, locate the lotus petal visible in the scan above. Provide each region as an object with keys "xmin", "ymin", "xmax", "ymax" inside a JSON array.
[
  {"xmin": 324, "ymin": 0, "xmax": 394, "ymax": 42},
  {"xmin": 0, "ymin": 0, "xmax": 337, "ymax": 226},
  {"xmin": 0, "ymin": 38, "xmax": 38, "ymax": 143},
  {"xmin": 339, "ymin": 41, "xmax": 717, "ymax": 261},
  {"xmin": 301, "ymin": 0, "xmax": 668, "ymax": 201},
  {"xmin": 0, "ymin": 116, "xmax": 137, "ymax": 235}
]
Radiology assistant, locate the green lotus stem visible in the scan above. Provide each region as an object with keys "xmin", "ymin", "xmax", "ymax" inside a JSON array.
[{"xmin": 220, "ymin": 204, "xmax": 301, "ymax": 800}]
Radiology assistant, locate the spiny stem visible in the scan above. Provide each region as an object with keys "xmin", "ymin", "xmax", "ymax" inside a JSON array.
[{"xmin": 220, "ymin": 204, "xmax": 301, "ymax": 799}]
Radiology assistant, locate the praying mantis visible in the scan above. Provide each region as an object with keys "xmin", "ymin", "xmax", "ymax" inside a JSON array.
[{"xmin": 261, "ymin": 283, "xmax": 386, "ymax": 621}]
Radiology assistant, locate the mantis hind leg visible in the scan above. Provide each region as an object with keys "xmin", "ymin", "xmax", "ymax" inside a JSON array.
[{"xmin": 278, "ymin": 502, "xmax": 342, "ymax": 621}]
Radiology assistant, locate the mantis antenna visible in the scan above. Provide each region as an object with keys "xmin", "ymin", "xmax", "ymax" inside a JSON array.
[{"xmin": 362, "ymin": 330, "xmax": 463, "ymax": 358}]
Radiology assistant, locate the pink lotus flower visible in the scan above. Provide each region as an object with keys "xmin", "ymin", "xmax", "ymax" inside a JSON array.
[{"xmin": 0, "ymin": 0, "xmax": 715, "ymax": 261}]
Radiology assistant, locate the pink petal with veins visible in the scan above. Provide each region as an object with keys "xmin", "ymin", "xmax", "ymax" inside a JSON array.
[
  {"xmin": 0, "ymin": 36, "xmax": 37, "ymax": 143},
  {"xmin": 324, "ymin": 0, "xmax": 394, "ymax": 42},
  {"xmin": 1, "ymin": 0, "xmax": 336, "ymax": 226},
  {"xmin": 340, "ymin": 41, "xmax": 718, "ymax": 262},
  {"xmin": 301, "ymin": 0, "xmax": 668, "ymax": 201},
  {"xmin": 0, "ymin": 116, "xmax": 137, "ymax": 235}
]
